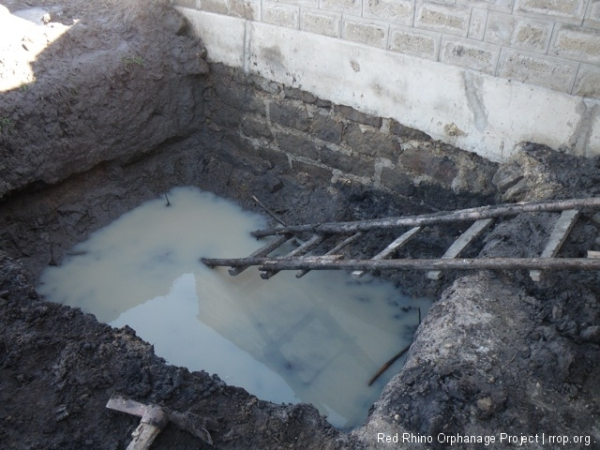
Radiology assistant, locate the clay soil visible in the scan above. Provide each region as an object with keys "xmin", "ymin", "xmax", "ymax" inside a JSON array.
[{"xmin": 2, "ymin": 1, "xmax": 600, "ymax": 449}]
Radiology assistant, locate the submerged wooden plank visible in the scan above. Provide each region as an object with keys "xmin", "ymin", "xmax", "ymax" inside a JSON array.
[
  {"xmin": 228, "ymin": 235, "xmax": 289, "ymax": 276},
  {"xmin": 530, "ymin": 209, "xmax": 579, "ymax": 282},
  {"xmin": 427, "ymin": 218, "xmax": 494, "ymax": 280},
  {"xmin": 296, "ymin": 231, "xmax": 363, "ymax": 278},
  {"xmin": 251, "ymin": 197, "xmax": 600, "ymax": 238},
  {"xmin": 260, "ymin": 234, "xmax": 325, "ymax": 280},
  {"xmin": 200, "ymin": 235, "xmax": 289, "ymax": 275},
  {"xmin": 352, "ymin": 227, "xmax": 421, "ymax": 278}
]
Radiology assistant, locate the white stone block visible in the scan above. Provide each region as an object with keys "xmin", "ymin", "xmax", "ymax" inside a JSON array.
[
  {"xmin": 319, "ymin": 0, "xmax": 362, "ymax": 15},
  {"xmin": 300, "ymin": 8, "xmax": 341, "ymax": 37},
  {"xmin": 468, "ymin": 7, "xmax": 488, "ymax": 41},
  {"xmin": 363, "ymin": 0, "xmax": 414, "ymax": 25},
  {"xmin": 485, "ymin": 12, "xmax": 552, "ymax": 53},
  {"xmin": 262, "ymin": 1, "xmax": 299, "ymax": 28},
  {"xmin": 440, "ymin": 37, "xmax": 500, "ymax": 75},
  {"xmin": 550, "ymin": 25, "xmax": 600, "ymax": 64},
  {"xmin": 497, "ymin": 49, "xmax": 578, "ymax": 93},
  {"xmin": 573, "ymin": 64, "xmax": 600, "ymax": 99},
  {"xmin": 342, "ymin": 17, "xmax": 389, "ymax": 48},
  {"xmin": 229, "ymin": 0, "xmax": 260, "ymax": 20},
  {"xmin": 389, "ymin": 25, "xmax": 440, "ymax": 60},
  {"xmin": 584, "ymin": 1, "xmax": 600, "ymax": 29},
  {"xmin": 200, "ymin": 0, "xmax": 229, "ymax": 15},
  {"xmin": 457, "ymin": 0, "xmax": 514, "ymax": 12},
  {"xmin": 415, "ymin": 2, "xmax": 471, "ymax": 37},
  {"xmin": 515, "ymin": 0, "xmax": 587, "ymax": 24}
]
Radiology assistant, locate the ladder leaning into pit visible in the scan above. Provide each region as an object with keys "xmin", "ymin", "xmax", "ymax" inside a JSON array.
[{"xmin": 201, "ymin": 197, "xmax": 600, "ymax": 282}]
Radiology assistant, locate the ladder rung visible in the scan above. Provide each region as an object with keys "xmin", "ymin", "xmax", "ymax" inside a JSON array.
[
  {"xmin": 427, "ymin": 218, "xmax": 494, "ymax": 280},
  {"xmin": 296, "ymin": 231, "xmax": 363, "ymax": 278},
  {"xmin": 352, "ymin": 227, "xmax": 421, "ymax": 278},
  {"xmin": 260, "ymin": 234, "xmax": 325, "ymax": 280},
  {"xmin": 530, "ymin": 209, "xmax": 579, "ymax": 282},
  {"xmin": 227, "ymin": 235, "xmax": 290, "ymax": 276}
]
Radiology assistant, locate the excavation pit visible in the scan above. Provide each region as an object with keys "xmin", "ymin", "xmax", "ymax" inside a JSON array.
[
  {"xmin": 2, "ymin": 0, "xmax": 600, "ymax": 449},
  {"xmin": 37, "ymin": 186, "xmax": 433, "ymax": 430}
]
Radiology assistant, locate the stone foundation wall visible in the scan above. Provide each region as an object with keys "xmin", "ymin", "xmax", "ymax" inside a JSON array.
[
  {"xmin": 202, "ymin": 63, "xmax": 498, "ymax": 210},
  {"xmin": 173, "ymin": 1, "xmax": 600, "ymax": 162}
]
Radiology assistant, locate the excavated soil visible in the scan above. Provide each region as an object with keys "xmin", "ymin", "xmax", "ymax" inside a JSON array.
[{"xmin": 2, "ymin": 1, "xmax": 600, "ymax": 449}]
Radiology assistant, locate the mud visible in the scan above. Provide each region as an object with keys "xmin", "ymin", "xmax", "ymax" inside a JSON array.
[{"xmin": 1, "ymin": 0, "xmax": 600, "ymax": 448}]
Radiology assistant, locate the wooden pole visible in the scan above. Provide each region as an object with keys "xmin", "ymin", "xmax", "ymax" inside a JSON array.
[
  {"xmin": 251, "ymin": 197, "xmax": 600, "ymax": 238},
  {"xmin": 200, "ymin": 256, "xmax": 600, "ymax": 272},
  {"xmin": 198, "ymin": 256, "xmax": 600, "ymax": 272}
]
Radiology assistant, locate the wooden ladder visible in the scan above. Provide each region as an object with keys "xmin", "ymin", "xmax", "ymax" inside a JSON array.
[{"xmin": 201, "ymin": 197, "xmax": 600, "ymax": 282}]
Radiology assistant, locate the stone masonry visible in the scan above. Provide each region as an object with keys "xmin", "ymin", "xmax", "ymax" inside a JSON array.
[
  {"xmin": 173, "ymin": 0, "xmax": 600, "ymax": 100},
  {"xmin": 205, "ymin": 63, "xmax": 498, "ymax": 210}
]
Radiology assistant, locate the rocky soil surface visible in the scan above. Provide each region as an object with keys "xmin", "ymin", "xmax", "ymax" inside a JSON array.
[{"xmin": 1, "ymin": 0, "xmax": 600, "ymax": 449}]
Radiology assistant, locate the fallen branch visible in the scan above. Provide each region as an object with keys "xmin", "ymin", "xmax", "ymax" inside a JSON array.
[
  {"xmin": 368, "ymin": 344, "xmax": 411, "ymax": 386},
  {"xmin": 252, "ymin": 195, "xmax": 286, "ymax": 226},
  {"xmin": 251, "ymin": 197, "xmax": 600, "ymax": 238}
]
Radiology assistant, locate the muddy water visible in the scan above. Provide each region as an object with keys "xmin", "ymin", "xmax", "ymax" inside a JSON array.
[{"xmin": 38, "ymin": 186, "xmax": 432, "ymax": 429}]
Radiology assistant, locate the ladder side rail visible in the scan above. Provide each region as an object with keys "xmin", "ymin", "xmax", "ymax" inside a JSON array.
[
  {"xmin": 257, "ymin": 257, "xmax": 600, "ymax": 272},
  {"xmin": 251, "ymin": 197, "xmax": 600, "ymax": 238}
]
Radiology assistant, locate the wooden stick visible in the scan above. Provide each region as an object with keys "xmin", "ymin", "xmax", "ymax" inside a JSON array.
[
  {"xmin": 368, "ymin": 344, "xmax": 411, "ymax": 386},
  {"xmin": 199, "ymin": 256, "xmax": 600, "ymax": 271},
  {"xmin": 588, "ymin": 250, "xmax": 600, "ymax": 259},
  {"xmin": 252, "ymin": 195, "xmax": 286, "ymax": 226},
  {"xmin": 251, "ymin": 197, "xmax": 600, "ymax": 238}
]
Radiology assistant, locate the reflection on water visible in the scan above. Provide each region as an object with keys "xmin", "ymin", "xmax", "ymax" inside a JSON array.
[{"xmin": 38, "ymin": 186, "xmax": 432, "ymax": 429}]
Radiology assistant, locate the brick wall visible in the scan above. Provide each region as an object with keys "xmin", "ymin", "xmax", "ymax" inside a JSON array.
[{"xmin": 174, "ymin": 0, "xmax": 600, "ymax": 99}]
